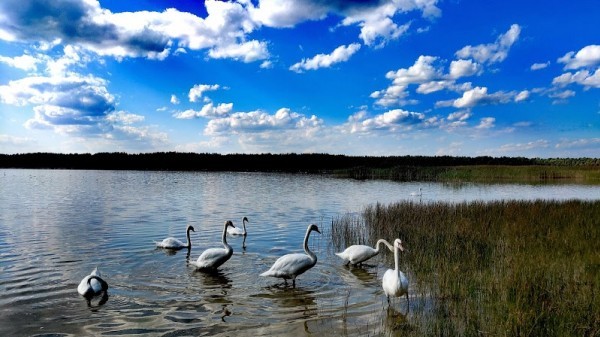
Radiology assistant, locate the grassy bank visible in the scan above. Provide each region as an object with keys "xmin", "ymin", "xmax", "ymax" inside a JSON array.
[
  {"xmin": 331, "ymin": 200, "xmax": 600, "ymax": 336},
  {"xmin": 334, "ymin": 165, "xmax": 600, "ymax": 184}
]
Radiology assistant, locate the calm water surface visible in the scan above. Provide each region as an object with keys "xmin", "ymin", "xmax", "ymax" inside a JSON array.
[{"xmin": 0, "ymin": 169, "xmax": 598, "ymax": 336}]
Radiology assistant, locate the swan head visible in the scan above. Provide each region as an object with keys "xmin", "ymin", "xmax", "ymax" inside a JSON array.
[
  {"xmin": 242, "ymin": 216, "xmax": 249, "ymax": 223},
  {"xmin": 225, "ymin": 220, "xmax": 235, "ymax": 229},
  {"xmin": 187, "ymin": 225, "xmax": 196, "ymax": 232},
  {"xmin": 309, "ymin": 223, "xmax": 321, "ymax": 235},
  {"xmin": 394, "ymin": 239, "xmax": 405, "ymax": 252}
]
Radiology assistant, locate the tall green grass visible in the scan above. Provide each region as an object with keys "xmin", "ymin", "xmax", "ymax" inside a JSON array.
[{"xmin": 332, "ymin": 200, "xmax": 600, "ymax": 336}]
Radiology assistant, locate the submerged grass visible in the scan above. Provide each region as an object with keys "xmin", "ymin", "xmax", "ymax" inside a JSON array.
[{"xmin": 331, "ymin": 200, "xmax": 600, "ymax": 336}]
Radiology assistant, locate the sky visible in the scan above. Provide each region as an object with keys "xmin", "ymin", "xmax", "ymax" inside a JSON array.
[{"xmin": 0, "ymin": 0, "xmax": 598, "ymax": 157}]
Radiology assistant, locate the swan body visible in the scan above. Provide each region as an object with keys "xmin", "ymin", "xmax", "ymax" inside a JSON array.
[
  {"xmin": 227, "ymin": 216, "xmax": 249, "ymax": 236},
  {"xmin": 156, "ymin": 224, "xmax": 195, "ymax": 249},
  {"xmin": 77, "ymin": 267, "xmax": 108, "ymax": 298},
  {"xmin": 336, "ymin": 239, "xmax": 394, "ymax": 266},
  {"xmin": 410, "ymin": 187, "xmax": 422, "ymax": 196},
  {"xmin": 382, "ymin": 239, "xmax": 409, "ymax": 305},
  {"xmin": 191, "ymin": 221, "xmax": 235, "ymax": 270},
  {"xmin": 261, "ymin": 224, "xmax": 321, "ymax": 287}
]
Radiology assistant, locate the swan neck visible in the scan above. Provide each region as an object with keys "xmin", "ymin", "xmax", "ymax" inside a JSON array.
[
  {"xmin": 304, "ymin": 227, "xmax": 316, "ymax": 262},
  {"xmin": 222, "ymin": 224, "xmax": 232, "ymax": 252},
  {"xmin": 394, "ymin": 243, "xmax": 400, "ymax": 272},
  {"xmin": 375, "ymin": 239, "xmax": 393, "ymax": 253},
  {"xmin": 242, "ymin": 219, "xmax": 247, "ymax": 235},
  {"xmin": 186, "ymin": 227, "xmax": 192, "ymax": 248}
]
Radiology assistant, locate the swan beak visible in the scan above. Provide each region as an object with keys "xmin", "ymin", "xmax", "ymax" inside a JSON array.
[{"xmin": 315, "ymin": 228, "xmax": 322, "ymax": 234}]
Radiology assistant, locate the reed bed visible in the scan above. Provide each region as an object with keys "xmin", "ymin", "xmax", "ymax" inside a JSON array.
[
  {"xmin": 331, "ymin": 200, "xmax": 600, "ymax": 336},
  {"xmin": 336, "ymin": 165, "xmax": 600, "ymax": 184}
]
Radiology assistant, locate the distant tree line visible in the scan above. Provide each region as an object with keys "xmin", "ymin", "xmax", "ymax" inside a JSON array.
[{"xmin": 0, "ymin": 152, "xmax": 597, "ymax": 174}]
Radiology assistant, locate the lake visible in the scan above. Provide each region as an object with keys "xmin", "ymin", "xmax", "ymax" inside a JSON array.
[{"xmin": 0, "ymin": 169, "xmax": 598, "ymax": 336}]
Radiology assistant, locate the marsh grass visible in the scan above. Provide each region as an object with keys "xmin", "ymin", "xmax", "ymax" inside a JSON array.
[
  {"xmin": 336, "ymin": 165, "xmax": 600, "ymax": 184},
  {"xmin": 332, "ymin": 200, "xmax": 600, "ymax": 336}
]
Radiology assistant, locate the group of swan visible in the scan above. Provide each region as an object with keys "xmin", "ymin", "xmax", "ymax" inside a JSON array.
[
  {"xmin": 78, "ymin": 218, "xmax": 408, "ymax": 308},
  {"xmin": 336, "ymin": 238, "xmax": 409, "ymax": 306}
]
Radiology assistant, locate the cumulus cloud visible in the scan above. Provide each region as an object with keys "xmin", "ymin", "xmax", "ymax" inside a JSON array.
[
  {"xmin": 443, "ymin": 86, "xmax": 516, "ymax": 109},
  {"xmin": 449, "ymin": 59, "xmax": 482, "ymax": 79},
  {"xmin": 0, "ymin": 67, "xmax": 167, "ymax": 147},
  {"xmin": 343, "ymin": 108, "xmax": 426, "ymax": 134},
  {"xmin": 248, "ymin": 0, "xmax": 329, "ymax": 27},
  {"xmin": 372, "ymin": 54, "xmax": 487, "ymax": 107},
  {"xmin": 207, "ymin": 40, "xmax": 270, "ymax": 63},
  {"xmin": 552, "ymin": 69, "xmax": 600, "ymax": 89},
  {"xmin": 170, "ymin": 95, "xmax": 180, "ymax": 105},
  {"xmin": 455, "ymin": 24, "xmax": 521, "ymax": 64},
  {"xmin": 249, "ymin": 0, "xmax": 439, "ymax": 47},
  {"xmin": 558, "ymin": 45, "xmax": 600, "ymax": 70},
  {"xmin": 290, "ymin": 43, "xmax": 361, "ymax": 72},
  {"xmin": 0, "ymin": 53, "xmax": 40, "ymax": 71},
  {"xmin": 0, "ymin": 0, "xmax": 269, "ymax": 63},
  {"xmin": 189, "ymin": 84, "xmax": 221, "ymax": 103},
  {"xmin": 204, "ymin": 108, "xmax": 322, "ymax": 136},
  {"xmin": 173, "ymin": 102, "xmax": 233, "ymax": 119}
]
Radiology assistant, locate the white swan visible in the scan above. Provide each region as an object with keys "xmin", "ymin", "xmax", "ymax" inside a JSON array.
[
  {"xmin": 410, "ymin": 187, "xmax": 422, "ymax": 196},
  {"xmin": 227, "ymin": 216, "xmax": 249, "ymax": 236},
  {"xmin": 77, "ymin": 267, "xmax": 108, "ymax": 298},
  {"xmin": 155, "ymin": 224, "xmax": 195, "ymax": 249},
  {"xmin": 382, "ymin": 239, "xmax": 409, "ymax": 306},
  {"xmin": 261, "ymin": 223, "xmax": 321, "ymax": 287},
  {"xmin": 336, "ymin": 239, "xmax": 394, "ymax": 266},
  {"xmin": 191, "ymin": 221, "xmax": 235, "ymax": 270}
]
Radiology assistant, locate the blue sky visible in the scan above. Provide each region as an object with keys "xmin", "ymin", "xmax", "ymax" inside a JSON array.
[{"xmin": 0, "ymin": 0, "xmax": 598, "ymax": 157}]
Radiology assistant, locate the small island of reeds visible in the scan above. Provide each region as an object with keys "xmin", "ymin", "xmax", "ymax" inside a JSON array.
[{"xmin": 331, "ymin": 199, "xmax": 599, "ymax": 336}]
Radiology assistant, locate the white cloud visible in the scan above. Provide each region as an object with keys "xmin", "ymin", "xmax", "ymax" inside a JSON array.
[
  {"xmin": 498, "ymin": 139, "xmax": 550, "ymax": 152},
  {"xmin": 551, "ymin": 89, "xmax": 575, "ymax": 99},
  {"xmin": 555, "ymin": 138, "xmax": 600, "ymax": 149},
  {"xmin": 447, "ymin": 110, "xmax": 471, "ymax": 121},
  {"xmin": 106, "ymin": 111, "xmax": 145, "ymax": 125},
  {"xmin": 451, "ymin": 87, "xmax": 488, "ymax": 108},
  {"xmin": 514, "ymin": 90, "xmax": 530, "ymax": 102},
  {"xmin": 558, "ymin": 45, "xmax": 600, "ymax": 70},
  {"xmin": 343, "ymin": 108, "xmax": 426, "ymax": 134},
  {"xmin": 170, "ymin": 95, "xmax": 180, "ymax": 105},
  {"xmin": 208, "ymin": 40, "xmax": 270, "ymax": 63},
  {"xmin": 248, "ymin": 0, "xmax": 439, "ymax": 47},
  {"xmin": 447, "ymin": 86, "xmax": 516, "ymax": 109},
  {"xmin": 173, "ymin": 102, "xmax": 233, "ymax": 119},
  {"xmin": 357, "ymin": 18, "xmax": 410, "ymax": 48},
  {"xmin": 189, "ymin": 84, "xmax": 220, "ymax": 103},
  {"xmin": 0, "ymin": 0, "xmax": 268, "ymax": 63},
  {"xmin": 476, "ymin": 117, "xmax": 495, "ymax": 129},
  {"xmin": 455, "ymin": 24, "xmax": 521, "ymax": 64},
  {"xmin": 449, "ymin": 59, "xmax": 482, "ymax": 79},
  {"xmin": 530, "ymin": 62, "xmax": 550, "ymax": 71},
  {"xmin": 248, "ymin": 0, "xmax": 328, "ymax": 28},
  {"xmin": 290, "ymin": 43, "xmax": 361, "ymax": 73},
  {"xmin": 0, "ymin": 53, "xmax": 40, "ymax": 71},
  {"xmin": 205, "ymin": 107, "xmax": 322, "ymax": 135},
  {"xmin": 260, "ymin": 60, "xmax": 273, "ymax": 69},
  {"xmin": 552, "ymin": 69, "xmax": 600, "ymax": 89}
]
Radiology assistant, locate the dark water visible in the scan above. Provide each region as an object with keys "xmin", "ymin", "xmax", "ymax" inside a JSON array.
[{"xmin": 0, "ymin": 169, "xmax": 597, "ymax": 336}]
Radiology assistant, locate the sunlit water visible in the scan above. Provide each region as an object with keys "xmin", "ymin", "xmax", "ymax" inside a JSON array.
[{"xmin": 0, "ymin": 169, "xmax": 598, "ymax": 336}]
